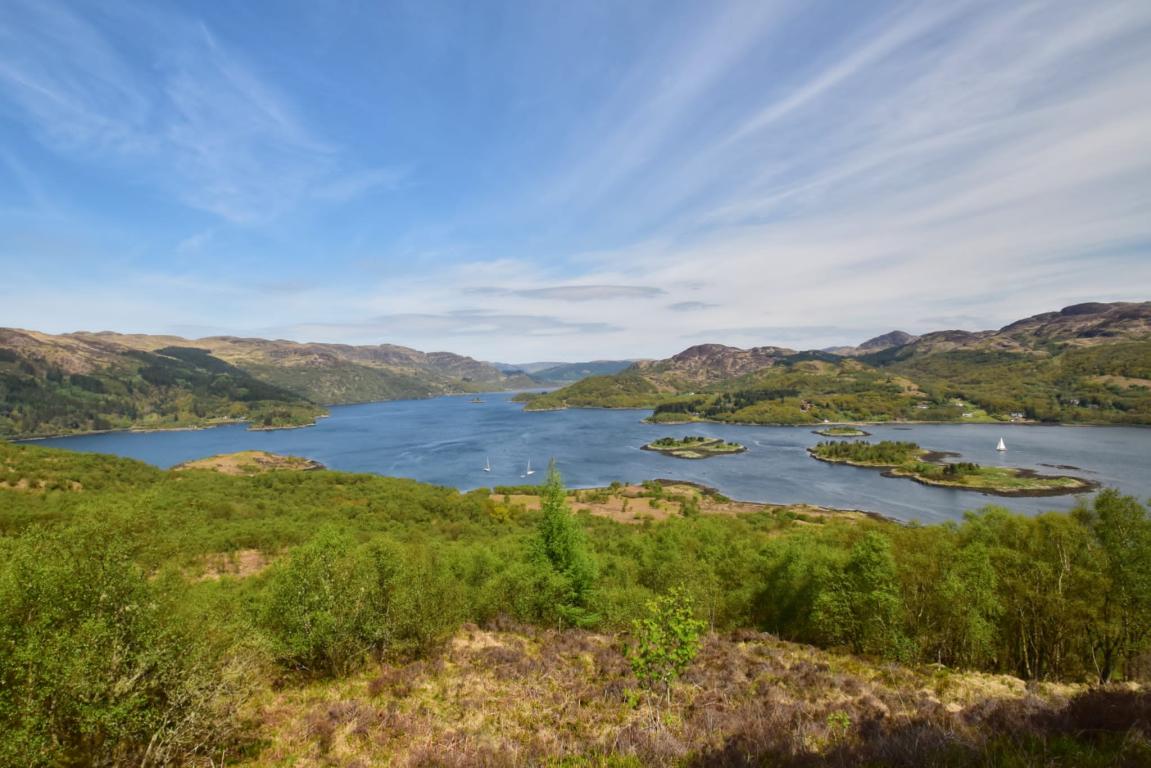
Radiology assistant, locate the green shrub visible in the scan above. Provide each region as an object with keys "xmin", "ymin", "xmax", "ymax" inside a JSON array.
[
  {"xmin": 628, "ymin": 587, "xmax": 706, "ymax": 705},
  {"xmin": 259, "ymin": 529, "xmax": 389, "ymax": 677},
  {"xmin": 0, "ymin": 525, "xmax": 254, "ymax": 767}
]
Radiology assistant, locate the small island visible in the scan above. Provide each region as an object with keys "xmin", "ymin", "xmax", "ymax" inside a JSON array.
[
  {"xmin": 813, "ymin": 426, "xmax": 871, "ymax": 437},
  {"xmin": 642, "ymin": 435, "xmax": 746, "ymax": 459},
  {"xmin": 808, "ymin": 440, "xmax": 1096, "ymax": 497}
]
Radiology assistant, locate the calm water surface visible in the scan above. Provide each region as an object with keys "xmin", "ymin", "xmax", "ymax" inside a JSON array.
[{"xmin": 28, "ymin": 393, "xmax": 1151, "ymax": 523}]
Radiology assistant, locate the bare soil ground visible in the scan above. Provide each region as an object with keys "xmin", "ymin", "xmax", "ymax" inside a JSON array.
[
  {"xmin": 493, "ymin": 482, "xmax": 879, "ymax": 526},
  {"xmin": 174, "ymin": 450, "xmax": 324, "ymax": 476},
  {"xmin": 194, "ymin": 548, "xmax": 274, "ymax": 581}
]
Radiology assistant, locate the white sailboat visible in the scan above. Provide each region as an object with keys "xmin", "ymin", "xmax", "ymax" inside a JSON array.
[
  {"xmin": 483, "ymin": 456, "xmax": 491, "ymax": 472},
  {"xmin": 525, "ymin": 458, "xmax": 535, "ymax": 476},
  {"xmin": 996, "ymin": 437, "xmax": 1007, "ymax": 452}
]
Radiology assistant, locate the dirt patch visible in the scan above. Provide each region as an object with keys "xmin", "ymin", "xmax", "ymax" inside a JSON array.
[
  {"xmin": 195, "ymin": 548, "xmax": 273, "ymax": 581},
  {"xmin": 0, "ymin": 477, "xmax": 82, "ymax": 493},
  {"xmin": 1089, "ymin": 374, "xmax": 1151, "ymax": 389},
  {"xmin": 492, "ymin": 481, "xmax": 882, "ymax": 526},
  {"xmin": 174, "ymin": 451, "xmax": 325, "ymax": 476},
  {"xmin": 501, "ymin": 488, "xmax": 679, "ymax": 523}
]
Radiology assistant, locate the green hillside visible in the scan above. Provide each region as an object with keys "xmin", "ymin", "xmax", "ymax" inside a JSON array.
[
  {"xmin": 1, "ymin": 441, "xmax": 1149, "ymax": 765},
  {"xmin": 239, "ymin": 359, "xmax": 447, "ymax": 404},
  {"xmin": 525, "ymin": 303, "xmax": 1151, "ymax": 425},
  {"xmin": 881, "ymin": 342, "xmax": 1151, "ymax": 423},
  {"xmin": 0, "ymin": 339, "xmax": 323, "ymax": 437},
  {"xmin": 0, "ymin": 328, "xmax": 539, "ymax": 437}
]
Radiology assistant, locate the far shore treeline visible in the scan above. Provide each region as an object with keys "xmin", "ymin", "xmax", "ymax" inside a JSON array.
[{"xmin": 2, "ymin": 440, "xmax": 1151, "ymax": 764}]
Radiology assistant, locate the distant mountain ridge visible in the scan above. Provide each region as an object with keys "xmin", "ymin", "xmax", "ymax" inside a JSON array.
[
  {"xmin": 493, "ymin": 360, "xmax": 637, "ymax": 383},
  {"xmin": 0, "ymin": 328, "xmax": 535, "ymax": 437},
  {"xmin": 871, "ymin": 302, "xmax": 1151, "ymax": 360},
  {"xmin": 68, "ymin": 332, "xmax": 535, "ymax": 403},
  {"xmin": 524, "ymin": 302, "xmax": 1151, "ymax": 425},
  {"xmin": 528, "ymin": 360, "xmax": 636, "ymax": 383}
]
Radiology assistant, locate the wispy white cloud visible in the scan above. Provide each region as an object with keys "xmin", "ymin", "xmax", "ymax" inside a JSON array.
[
  {"xmin": 3, "ymin": 0, "xmax": 1148, "ymax": 362},
  {"xmin": 668, "ymin": 301, "xmax": 717, "ymax": 312},
  {"xmin": 468, "ymin": 285, "xmax": 665, "ymax": 302},
  {"xmin": 0, "ymin": 0, "xmax": 398, "ymax": 223},
  {"xmin": 272, "ymin": 311, "xmax": 622, "ymax": 343},
  {"xmin": 312, "ymin": 167, "xmax": 407, "ymax": 202},
  {"xmin": 508, "ymin": 0, "xmax": 1151, "ymax": 355}
]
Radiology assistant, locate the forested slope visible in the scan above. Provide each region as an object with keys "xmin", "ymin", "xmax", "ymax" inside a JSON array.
[{"xmin": 0, "ymin": 329, "xmax": 322, "ymax": 437}]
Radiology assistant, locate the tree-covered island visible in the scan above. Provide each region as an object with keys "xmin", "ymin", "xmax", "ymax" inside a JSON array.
[
  {"xmin": 642, "ymin": 435, "xmax": 747, "ymax": 459},
  {"xmin": 813, "ymin": 426, "xmax": 872, "ymax": 437},
  {"xmin": 809, "ymin": 440, "xmax": 1096, "ymax": 496}
]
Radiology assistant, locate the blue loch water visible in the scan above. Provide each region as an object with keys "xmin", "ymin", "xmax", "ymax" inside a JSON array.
[{"xmin": 27, "ymin": 392, "xmax": 1151, "ymax": 523}]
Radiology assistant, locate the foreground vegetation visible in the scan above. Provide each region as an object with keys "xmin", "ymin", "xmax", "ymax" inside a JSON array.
[
  {"xmin": 1, "ymin": 441, "xmax": 1150, "ymax": 765},
  {"xmin": 810, "ymin": 440, "xmax": 1096, "ymax": 496}
]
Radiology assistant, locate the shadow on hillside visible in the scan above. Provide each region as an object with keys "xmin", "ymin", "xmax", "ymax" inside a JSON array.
[{"xmin": 692, "ymin": 688, "xmax": 1151, "ymax": 768}]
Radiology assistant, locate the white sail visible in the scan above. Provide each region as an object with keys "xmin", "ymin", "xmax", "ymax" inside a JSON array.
[
  {"xmin": 483, "ymin": 456, "xmax": 491, "ymax": 472},
  {"xmin": 996, "ymin": 438, "xmax": 1007, "ymax": 451},
  {"xmin": 526, "ymin": 458, "xmax": 535, "ymax": 475}
]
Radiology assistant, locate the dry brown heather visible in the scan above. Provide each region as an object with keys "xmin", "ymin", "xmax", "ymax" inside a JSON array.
[
  {"xmin": 0, "ymin": 476, "xmax": 81, "ymax": 492},
  {"xmin": 195, "ymin": 548, "xmax": 274, "ymax": 581},
  {"xmin": 174, "ymin": 450, "xmax": 324, "ymax": 476},
  {"xmin": 238, "ymin": 625, "xmax": 1136, "ymax": 767},
  {"xmin": 495, "ymin": 483, "xmax": 876, "ymax": 526}
]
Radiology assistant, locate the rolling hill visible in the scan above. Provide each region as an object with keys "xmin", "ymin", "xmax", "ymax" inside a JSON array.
[
  {"xmin": 0, "ymin": 328, "xmax": 323, "ymax": 437},
  {"xmin": 0, "ymin": 329, "xmax": 536, "ymax": 437},
  {"xmin": 71, "ymin": 332, "xmax": 536, "ymax": 403},
  {"xmin": 523, "ymin": 302, "xmax": 1151, "ymax": 425}
]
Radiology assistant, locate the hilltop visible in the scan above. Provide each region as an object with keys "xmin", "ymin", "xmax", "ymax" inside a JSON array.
[
  {"xmin": 878, "ymin": 302, "xmax": 1151, "ymax": 358},
  {"xmin": 524, "ymin": 302, "xmax": 1151, "ymax": 424},
  {"xmin": 824, "ymin": 330, "xmax": 919, "ymax": 357}
]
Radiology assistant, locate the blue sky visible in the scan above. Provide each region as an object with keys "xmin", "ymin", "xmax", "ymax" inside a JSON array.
[{"xmin": 2, "ymin": 0, "xmax": 1149, "ymax": 361}]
